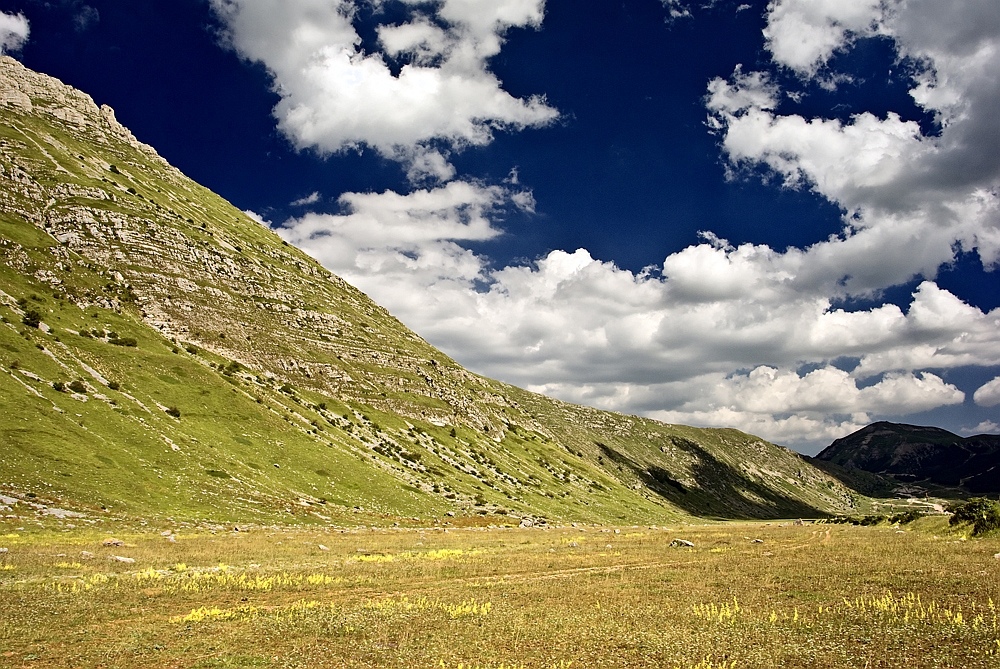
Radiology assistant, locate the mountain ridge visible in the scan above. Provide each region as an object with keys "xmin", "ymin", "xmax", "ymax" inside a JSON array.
[
  {"xmin": 0, "ymin": 56, "xmax": 864, "ymax": 524},
  {"xmin": 816, "ymin": 421, "xmax": 1000, "ymax": 495}
]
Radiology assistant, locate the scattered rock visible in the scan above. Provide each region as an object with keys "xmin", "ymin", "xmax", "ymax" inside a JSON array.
[
  {"xmin": 446, "ymin": 511, "xmax": 455, "ymax": 517},
  {"xmin": 670, "ymin": 539, "xmax": 695, "ymax": 548},
  {"xmin": 80, "ymin": 551, "xmax": 94, "ymax": 559},
  {"xmin": 109, "ymin": 555, "xmax": 135, "ymax": 563},
  {"xmin": 519, "ymin": 518, "xmax": 534, "ymax": 528},
  {"xmin": 0, "ymin": 547, "xmax": 7, "ymax": 554},
  {"xmin": 606, "ymin": 544, "xmax": 613, "ymax": 549},
  {"xmin": 160, "ymin": 530, "xmax": 172, "ymax": 537},
  {"xmin": 318, "ymin": 544, "xmax": 329, "ymax": 551},
  {"xmin": 794, "ymin": 519, "xmax": 805, "ymax": 526},
  {"xmin": 567, "ymin": 541, "xmax": 579, "ymax": 547},
  {"xmin": 994, "ymin": 553, "xmax": 1000, "ymax": 559},
  {"xmin": 614, "ymin": 529, "xmax": 621, "ymax": 534},
  {"xmin": 102, "ymin": 538, "xmax": 124, "ymax": 547},
  {"xmin": 751, "ymin": 539, "xmax": 764, "ymax": 543}
]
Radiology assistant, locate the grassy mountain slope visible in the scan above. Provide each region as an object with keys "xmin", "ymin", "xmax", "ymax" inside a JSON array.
[{"xmin": 0, "ymin": 57, "xmax": 865, "ymax": 524}]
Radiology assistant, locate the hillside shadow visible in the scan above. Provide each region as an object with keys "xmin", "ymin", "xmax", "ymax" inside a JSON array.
[
  {"xmin": 804, "ymin": 457, "xmax": 901, "ymax": 499},
  {"xmin": 598, "ymin": 440, "xmax": 827, "ymax": 520}
]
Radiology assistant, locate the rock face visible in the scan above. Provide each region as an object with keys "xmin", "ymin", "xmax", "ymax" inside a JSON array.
[
  {"xmin": 0, "ymin": 57, "xmax": 863, "ymax": 523},
  {"xmin": 815, "ymin": 422, "xmax": 1000, "ymax": 493}
]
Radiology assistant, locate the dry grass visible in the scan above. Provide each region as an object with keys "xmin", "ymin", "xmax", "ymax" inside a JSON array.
[{"xmin": 1, "ymin": 517, "xmax": 998, "ymax": 668}]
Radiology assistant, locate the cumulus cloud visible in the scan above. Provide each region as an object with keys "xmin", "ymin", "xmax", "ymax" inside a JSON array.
[
  {"xmin": 763, "ymin": 0, "xmax": 885, "ymax": 77},
  {"xmin": 283, "ymin": 177, "xmax": 1000, "ymax": 447},
  {"xmin": 210, "ymin": 0, "xmax": 558, "ymax": 181},
  {"xmin": 973, "ymin": 376, "xmax": 1000, "ymax": 407},
  {"xmin": 0, "ymin": 11, "xmax": 29, "ymax": 54},
  {"xmin": 967, "ymin": 420, "xmax": 999, "ymax": 434},
  {"xmin": 243, "ymin": 209, "xmax": 272, "ymax": 228},
  {"xmin": 242, "ymin": 0, "xmax": 1000, "ymax": 449}
]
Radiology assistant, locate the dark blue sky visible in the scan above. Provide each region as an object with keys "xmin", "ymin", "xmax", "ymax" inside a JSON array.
[{"xmin": 3, "ymin": 0, "xmax": 999, "ymax": 449}]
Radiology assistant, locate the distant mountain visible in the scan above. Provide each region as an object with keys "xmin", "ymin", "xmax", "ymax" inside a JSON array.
[
  {"xmin": 815, "ymin": 422, "xmax": 1000, "ymax": 494},
  {"xmin": 0, "ymin": 56, "xmax": 863, "ymax": 524}
]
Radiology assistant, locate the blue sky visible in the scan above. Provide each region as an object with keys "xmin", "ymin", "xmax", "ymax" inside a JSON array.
[{"xmin": 2, "ymin": 0, "xmax": 999, "ymax": 453}]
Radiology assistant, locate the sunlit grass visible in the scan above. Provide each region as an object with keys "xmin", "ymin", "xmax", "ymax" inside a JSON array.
[{"xmin": 1, "ymin": 518, "xmax": 998, "ymax": 667}]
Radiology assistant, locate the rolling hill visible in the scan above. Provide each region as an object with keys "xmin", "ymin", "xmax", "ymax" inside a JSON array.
[{"xmin": 0, "ymin": 56, "xmax": 865, "ymax": 525}]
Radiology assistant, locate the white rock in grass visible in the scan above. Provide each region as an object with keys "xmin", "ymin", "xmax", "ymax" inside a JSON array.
[
  {"xmin": 110, "ymin": 555, "xmax": 134, "ymax": 563},
  {"xmin": 670, "ymin": 539, "xmax": 695, "ymax": 548}
]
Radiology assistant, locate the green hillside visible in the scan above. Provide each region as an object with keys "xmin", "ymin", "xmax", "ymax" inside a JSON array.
[{"xmin": 0, "ymin": 56, "xmax": 866, "ymax": 525}]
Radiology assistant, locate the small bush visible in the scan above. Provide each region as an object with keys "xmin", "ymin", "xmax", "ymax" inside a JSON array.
[
  {"xmin": 67, "ymin": 380, "xmax": 87, "ymax": 394},
  {"xmin": 108, "ymin": 164, "xmax": 120, "ymax": 174},
  {"xmin": 52, "ymin": 381, "xmax": 65, "ymax": 392},
  {"xmin": 109, "ymin": 336, "xmax": 137, "ymax": 347},
  {"xmin": 21, "ymin": 309, "xmax": 41, "ymax": 328},
  {"xmin": 165, "ymin": 406, "xmax": 181, "ymax": 418},
  {"xmin": 107, "ymin": 380, "xmax": 120, "ymax": 391},
  {"xmin": 949, "ymin": 498, "xmax": 1000, "ymax": 536},
  {"xmin": 9, "ymin": 360, "xmax": 19, "ymax": 370}
]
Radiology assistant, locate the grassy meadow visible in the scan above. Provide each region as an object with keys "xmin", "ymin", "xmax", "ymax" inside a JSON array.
[{"xmin": 1, "ymin": 515, "xmax": 998, "ymax": 668}]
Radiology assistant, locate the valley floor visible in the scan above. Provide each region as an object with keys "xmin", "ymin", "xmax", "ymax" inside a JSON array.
[{"xmin": 1, "ymin": 517, "xmax": 998, "ymax": 668}]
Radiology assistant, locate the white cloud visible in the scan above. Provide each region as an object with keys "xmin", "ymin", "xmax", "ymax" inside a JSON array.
[
  {"xmin": 763, "ymin": 0, "xmax": 884, "ymax": 76},
  {"xmin": 966, "ymin": 420, "xmax": 999, "ymax": 434},
  {"xmin": 243, "ymin": 209, "xmax": 272, "ymax": 228},
  {"xmin": 210, "ymin": 0, "xmax": 558, "ymax": 180},
  {"xmin": 282, "ymin": 178, "xmax": 999, "ymax": 447},
  {"xmin": 0, "ymin": 11, "xmax": 29, "ymax": 54},
  {"xmin": 290, "ymin": 191, "xmax": 321, "ymax": 207},
  {"xmin": 973, "ymin": 376, "xmax": 1000, "ymax": 407},
  {"xmin": 244, "ymin": 0, "xmax": 1000, "ymax": 450}
]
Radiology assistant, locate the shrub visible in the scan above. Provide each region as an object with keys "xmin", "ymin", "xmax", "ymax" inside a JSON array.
[
  {"xmin": 9, "ymin": 360, "xmax": 18, "ymax": 370},
  {"xmin": 107, "ymin": 380, "xmax": 120, "ymax": 391},
  {"xmin": 888, "ymin": 510, "xmax": 924, "ymax": 525},
  {"xmin": 165, "ymin": 406, "xmax": 181, "ymax": 418},
  {"xmin": 108, "ymin": 164, "xmax": 120, "ymax": 174},
  {"xmin": 52, "ymin": 381, "xmax": 64, "ymax": 392},
  {"xmin": 949, "ymin": 498, "xmax": 1000, "ymax": 536},
  {"xmin": 67, "ymin": 380, "xmax": 87, "ymax": 394},
  {"xmin": 21, "ymin": 309, "xmax": 41, "ymax": 328},
  {"xmin": 109, "ymin": 336, "xmax": 137, "ymax": 347}
]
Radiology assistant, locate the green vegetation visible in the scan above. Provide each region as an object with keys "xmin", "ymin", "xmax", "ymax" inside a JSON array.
[{"xmin": 949, "ymin": 498, "xmax": 1000, "ymax": 537}]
